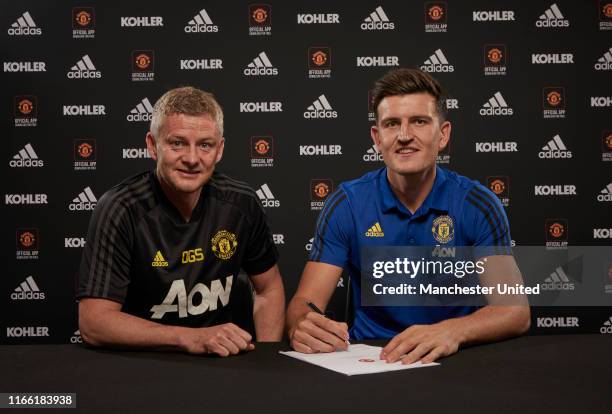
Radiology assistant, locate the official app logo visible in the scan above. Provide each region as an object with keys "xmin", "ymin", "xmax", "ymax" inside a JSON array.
[
  {"xmin": 602, "ymin": 130, "xmax": 612, "ymax": 161},
  {"xmin": 545, "ymin": 218, "xmax": 568, "ymax": 249},
  {"xmin": 308, "ymin": 47, "xmax": 331, "ymax": 79},
  {"xmin": 367, "ymin": 90, "xmax": 376, "ymax": 122},
  {"xmin": 436, "ymin": 140, "xmax": 450, "ymax": 164},
  {"xmin": 185, "ymin": 8, "xmax": 218, "ymax": 32},
  {"xmin": 425, "ymin": 2, "xmax": 447, "ymax": 33},
  {"xmin": 14, "ymin": 95, "xmax": 37, "ymax": 127},
  {"xmin": 250, "ymin": 136, "xmax": 274, "ymax": 167},
  {"xmin": 132, "ymin": 50, "xmax": 154, "ymax": 82},
  {"xmin": 310, "ymin": 179, "xmax": 334, "ymax": 211},
  {"xmin": 543, "ymin": 87, "xmax": 565, "ymax": 118},
  {"xmin": 432, "ymin": 215, "xmax": 454, "ymax": 244},
  {"xmin": 74, "ymin": 139, "xmax": 96, "ymax": 171},
  {"xmin": 72, "ymin": 7, "xmax": 95, "ymax": 39},
  {"xmin": 600, "ymin": 1, "xmax": 612, "ymax": 30},
  {"xmin": 249, "ymin": 4, "xmax": 271, "ymax": 36},
  {"xmin": 8, "ymin": 11, "xmax": 41, "ymax": 36},
  {"xmin": 484, "ymin": 44, "xmax": 507, "ymax": 76},
  {"xmin": 16, "ymin": 228, "xmax": 39, "ymax": 260},
  {"xmin": 211, "ymin": 230, "xmax": 238, "ymax": 260},
  {"xmin": 487, "ymin": 176, "xmax": 509, "ymax": 206}
]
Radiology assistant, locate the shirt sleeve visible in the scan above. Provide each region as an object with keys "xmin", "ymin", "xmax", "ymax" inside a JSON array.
[
  {"xmin": 76, "ymin": 191, "xmax": 134, "ymax": 303},
  {"xmin": 309, "ymin": 188, "xmax": 354, "ymax": 268},
  {"xmin": 464, "ymin": 184, "xmax": 512, "ymax": 256},
  {"xmin": 241, "ymin": 196, "xmax": 278, "ymax": 276}
]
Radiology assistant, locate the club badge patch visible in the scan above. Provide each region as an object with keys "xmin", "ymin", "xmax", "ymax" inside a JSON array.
[
  {"xmin": 432, "ymin": 215, "xmax": 454, "ymax": 244},
  {"xmin": 211, "ymin": 230, "xmax": 238, "ymax": 260}
]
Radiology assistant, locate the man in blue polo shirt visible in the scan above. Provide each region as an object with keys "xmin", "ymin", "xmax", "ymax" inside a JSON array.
[{"xmin": 286, "ymin": 68, "xmax": 530, "ymax": 364}]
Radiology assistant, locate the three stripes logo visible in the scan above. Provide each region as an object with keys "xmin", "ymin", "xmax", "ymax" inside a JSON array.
[
  {"xmin": 597, "ymin": 183, "xmax": 612, "ymax": 202},
  {"xmin": 244, "ymin": 52, "xmax": 278, "ymax": 76},
  {"xmin": 595, "ymin": 47, "xmax": 612, "ymax": 71},
  {"xmin": 421, "ymin": 48, "xmax": 454, "ymax": 73},
  {"xmin": 67, "ymin": 55, "xmax": 101, "ymax": 79},
  {"xmin": 304, "ymin": 94, "xmax": 338, "ymax": 119},
  {"xmin": 365, "ymin": 222, "xmax": 385, "ymax": 237},
  {"xmin": 10, "ymin": 143, "xmax": 43, "ymax": 168},
  {"xmin": 536, "ymin": 3, "xmax": 569, "ymax": 28},
  {"xmin": 538, "ymin": 134, "xmax": 572, "ymax": 159},
  {"xmin": 361, "ymin": 6, "xmax": 395, "ymax": 30},
  {"xmin": 479, "ymin": 92, "xmax": 513, "ymax": 116},
  {"xmin": 69, "ymin": 187, "xmax": 97, "ymax": 211},
  {"xmin": 256, "ymin": 184, "xmax": 280, "ymax": 207},
  {"xmin": 184, "ymin": 9, "xmax": 218, "ymax": 33},
  {"xmin": 541, "ymin": 266, "xmax": 574, "ymax": 290},
  {"xmin": 152, "ymin": 250, "xmax": 169, "ymax": 267},
  {"xmin": 11, "ymin": 276, "xmax": 45, "ymax": 300},
  {"xmin": 601, "ymin": 317, "xmax": 612, "ymax": 334},
  {"xmin": 363, "ymin": 145, "xmax": 383, "ymax": 162},
  {"xmin": 8, "ymin": 11, "xmax": 41, "ymax": 36},
  {"xmin": 126, "ymin": 98, "xmax": 153, "ymax": 122}
]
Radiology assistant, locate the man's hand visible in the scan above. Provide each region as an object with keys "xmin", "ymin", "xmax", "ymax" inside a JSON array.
[
  {"xmin": 178, "ymin": 323, "xmax": 255, "ymax": 356},
  {"xmin": 289, "ymin": 312, "xmax": 349, "ymax": 353},
  {"xmin": 380, "ymin": 323, "xmax": 461, "ymax": 364}
]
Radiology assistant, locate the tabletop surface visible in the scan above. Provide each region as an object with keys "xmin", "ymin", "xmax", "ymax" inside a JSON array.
[{"xmin": 1, "ymin": 334, "xmax": 611, "ymax": 414}]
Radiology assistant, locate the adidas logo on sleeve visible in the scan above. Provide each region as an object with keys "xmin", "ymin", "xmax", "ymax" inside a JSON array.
[
  {"xmin": 243, "ymin": 52, "xmax": 278, "ymax": 76},
  {"xmin": 8, "ymin": 11, "xmax": 41, "ymax": 35},
  {"xmin": 361, "ymin": 6, "xmax": 395, "ymax": 30},
  {"xmin": 365, "ymin": 222, "xmax": 385, "ymax": 237}
]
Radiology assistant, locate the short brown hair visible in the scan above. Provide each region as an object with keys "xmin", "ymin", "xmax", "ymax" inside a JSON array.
[
  {"xmin": 150, "ymin": 86, "xmax": 224, "ymax": 137},
  {"xmin": 371, "ymin": 68, "xmax": 447, "ymax": 122}
]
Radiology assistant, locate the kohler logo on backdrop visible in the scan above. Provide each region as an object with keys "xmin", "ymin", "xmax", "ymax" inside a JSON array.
[{"xmin": 120, "ymin": 16, "xmax": 163, "ymax": 27}]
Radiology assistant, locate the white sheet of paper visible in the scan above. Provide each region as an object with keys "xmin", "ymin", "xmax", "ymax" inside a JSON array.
[{"xmin": 279, "ymin": 344, "xmax": 440, "ymax": 376}]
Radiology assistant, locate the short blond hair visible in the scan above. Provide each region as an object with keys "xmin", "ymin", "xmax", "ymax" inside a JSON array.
[{"xmin": 150, "ymin": 86, "xmax": 224, "ymax": 137}]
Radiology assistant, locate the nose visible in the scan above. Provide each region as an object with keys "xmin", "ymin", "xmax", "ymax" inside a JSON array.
[
  {"xmin": 182, "ymin": 144, "xmax": 198, "ymax": 166},
  {"xmin": 397, "ymin": 120, "xmax": 413, "ymax": 143}
]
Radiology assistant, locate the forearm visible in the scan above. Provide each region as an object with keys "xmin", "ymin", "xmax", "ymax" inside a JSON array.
[
  {"xmin": 253, "ymin": 283, "xmax": 285, "ymax": 341},
  {"xmin": 285, "ymin": 295, "xmax": 313, "ymax": 336},
  {"xmin": 79, "ymin": 305, "xmax": 189, "ymax": 350},
  {"xmin": 440, "ymin": 305, "xmax": 531, "ymax": 347}
]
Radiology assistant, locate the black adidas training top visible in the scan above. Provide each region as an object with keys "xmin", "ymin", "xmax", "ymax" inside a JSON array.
[{"xmin": 77, "ymin": 171, "xmax": 278, "ymax": 329}]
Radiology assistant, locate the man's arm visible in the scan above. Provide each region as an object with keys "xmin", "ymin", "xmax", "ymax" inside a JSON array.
[
  {"xmin": 286, "ymin": 261, "xmax": 350, "ymax": 353},
  {"xmin": 79, "ymin": 298, "xmax": 254, "ymax": 356},
  {"xmin": 249, "ymin": 264, "xmax": 285, "ymax": 341},
  {"xmin": 381, "ymin": 255, "xmax": 531, "ymax": 364}
]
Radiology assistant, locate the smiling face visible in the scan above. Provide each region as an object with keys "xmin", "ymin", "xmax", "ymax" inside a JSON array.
[
  {"xmin": 371, "ymin": 92, "xmax": 450, "ymax": 182},
  {"xmin": 146, "ymin": 113, "xmax": 224, "ymax": 197}
]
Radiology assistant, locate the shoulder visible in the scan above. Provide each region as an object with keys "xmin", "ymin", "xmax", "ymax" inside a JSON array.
[
  {"xmin": 337, "ymin": 168, "xmax": 385, "ymax": 200},
  {"xmin": 440, "ymin": 167, "xmax": 501, "ymax": 211},
  {"xmin": 95, "ymin": 171, "xmax": 155, "ymax": 219},
  {"xmin": 207, "ymin": 171, "xmax": 262, "ymax": 211}
]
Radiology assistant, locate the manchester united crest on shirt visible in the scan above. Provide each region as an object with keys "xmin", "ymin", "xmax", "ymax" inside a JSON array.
[
  {"xmin": 432, "ymin": 215, "xmax": 454, "ymax": 244},
  {"xmin": 211, "ymin": 230, "xmax": 237, "ymax": 260}
]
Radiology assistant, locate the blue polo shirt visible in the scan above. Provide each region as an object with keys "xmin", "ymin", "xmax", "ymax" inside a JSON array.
[{"xmin": 309, "ymin": 166, "xmax": 511, "ymax": 340}]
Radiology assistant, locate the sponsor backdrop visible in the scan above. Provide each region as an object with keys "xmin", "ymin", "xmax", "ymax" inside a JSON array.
[{"xmin": 2, "ymin": 0, "xmax": 611, "ymax": 343}]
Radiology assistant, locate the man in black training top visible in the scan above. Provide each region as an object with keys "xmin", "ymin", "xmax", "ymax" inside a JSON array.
[{"xmin": 78, "ymin": 87, "xmax": 285, "ymax": 356}]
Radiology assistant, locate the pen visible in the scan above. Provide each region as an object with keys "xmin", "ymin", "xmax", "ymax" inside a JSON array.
[{"xmin": 306, "ymin": 301, "xmax": 351, "ymax": 345}]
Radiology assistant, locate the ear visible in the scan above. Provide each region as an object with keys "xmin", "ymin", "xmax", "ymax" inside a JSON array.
[
  {"xmin": 370, "ymin": 124, "xmax": 381, "ymax": 150},
  {"xmin": 215, "ymin": 137, "xmax": 225, "ymax": 164},
  {"xmin": 438, "ymin": 121, "xmax": 451, "ymax": 150},
  {"xmin": 145, "ymin": 132, "xmax": 158, "ymax": 161}
]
